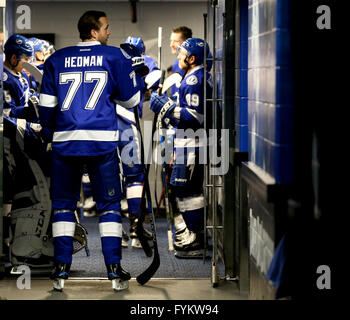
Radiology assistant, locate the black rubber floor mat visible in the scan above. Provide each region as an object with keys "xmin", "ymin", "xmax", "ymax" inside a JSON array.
[{"xmin": 70, "ymin": 216, "xmax": 225, "ymax": 279}]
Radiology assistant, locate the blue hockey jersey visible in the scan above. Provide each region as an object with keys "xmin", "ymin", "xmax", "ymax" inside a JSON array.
[
  {"xmin": 38, "ymin": 41, "xmax": 140, "ymax": 156},
  {"xmin": 171, "ymin": 65, "xmax": 212, "ymax": 130},
  {"xmin": 3, "ymin": 65, "xmax": 31, "ymax": 119}
]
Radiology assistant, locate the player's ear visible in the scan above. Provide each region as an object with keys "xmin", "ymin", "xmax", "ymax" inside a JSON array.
[
  {"xmin": 10, "ymin": 53, "xmax": 17, "ymax": 65},
  {"xmin": 189, "ymin": 55, "xmax": 196, "ymax": 65},
  {"xmin": 90, "ymin": 28, "xmax": 98, "ymax": 40}
]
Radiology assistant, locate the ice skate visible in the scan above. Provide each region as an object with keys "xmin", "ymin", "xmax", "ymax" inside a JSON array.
[
  {"xmin": 174, "ymin": 232, "xmax": 209, "ymax": 259},
  {"xmin": 174, "ymin": 227, "xmax": 195, "ymax": 247},
  {"xmin": 173, "ymin": 214, "xmax": 189, "ymax": 242},
  {"xmin": 129, "ymin": 213, "xmax": 153, "ymax": 248},
  {"xmin": 106, "ymin": 264, "xmax": 131, "ymax": 291},
  {"xmin": 50, "ymin": 263, "xmax": 71, "ymax": 292},
  {"xmin": 83, "ymin": 196, "xmax": 96, "ymax": 210}
]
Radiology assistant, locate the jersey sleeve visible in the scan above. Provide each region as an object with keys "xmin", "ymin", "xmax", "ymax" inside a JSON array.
[
  {"xmin": 112, "ymin": 50, "xmax": 141, "ymax": 109},
  {"xmin": 38, "ymin": 56, "xmax": 58, "ymax": 141},
  {"xmin": 3, "ymin": 81, "xmax": 25, "ymax": 118},
  {"xmin": 173, "ymin": 74, "xmax": 205, "ymax": 126}
]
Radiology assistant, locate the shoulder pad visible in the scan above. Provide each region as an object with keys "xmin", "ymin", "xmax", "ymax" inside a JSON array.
[{"xmin": 186, "ymin": 75, "xmax": 198, "ymax": 86}]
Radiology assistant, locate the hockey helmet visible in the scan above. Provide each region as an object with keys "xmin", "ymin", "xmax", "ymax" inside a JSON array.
[
  {"xmin": 125, "ymin": 36, "xmax": 146, "ymax": 55},
  {"xmin": 28, "ymin": 37, "xmax": 43, "ymax": 53},
  {"xmin": 120, "ymin": 43, "xmax": 149, "ymax": 77},
  {"xmin": 177, "ymin": 37, "xmax": 211, "ymax": 66},
  {"xmin": 4, "ymin": 34, "xmax": 34, "ymax": 60},
  {"xmin": 41, "ymin": 40, "xmax": 55, "ymax": 56}
]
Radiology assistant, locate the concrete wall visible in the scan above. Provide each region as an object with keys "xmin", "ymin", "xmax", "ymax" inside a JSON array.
[{"xmin": 15, "ymin": 1, "xmax": 207, "ymax": 70}]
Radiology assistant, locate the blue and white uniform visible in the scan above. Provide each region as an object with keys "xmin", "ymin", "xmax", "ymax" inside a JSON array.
[
  {"xmin": 3, "ymin": 65, "xmax": 31, "ymax": 119},
  {"xmin": 169, "ymin": 65, "xmax": 212, "ymax": 233},
  {"xmin": 151, "ymin": 64, "xmax": 212, "ymax": 234},
  {"xmin": 38, "ymin": 41, "xmax": 140, "ymax": 265},
  {"xmin": 117, "ymin": 56, "xmax": 151, "ymax": 220}
]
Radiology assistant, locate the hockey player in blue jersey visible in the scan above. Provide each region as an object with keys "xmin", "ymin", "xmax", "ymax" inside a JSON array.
[
  {"xmin": 3, "ymin": 34, "xmax": 39, "ymax": 122},
  {"xmin": 125, "ymin": 37, "xmax": 158, "ymax": 74},
  {"xmin": 38, "ymin": 11, "xmax": 140, "ymax": 291},
  {"xmin": 150, "ymin": 38, "xmax": 213, "ymax": 258},
  {"xmin": 124, "ymin": 36, "xmax": 158, "ymax": 118},
  {"xmin": 120, "ymin": 37, "xmax": 158, "ymax": 248}
]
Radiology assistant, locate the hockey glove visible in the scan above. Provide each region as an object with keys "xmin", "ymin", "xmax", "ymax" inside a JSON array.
[{"xmin": 150, "ymin": 92, "xmax": 176, "ymax": 117}]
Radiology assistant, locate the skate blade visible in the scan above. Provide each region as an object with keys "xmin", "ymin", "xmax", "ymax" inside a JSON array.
[
  {"xmin": 174, "ymin": 250, "xmax": 210, "ymax": 259},
  {"xmin": 53, "ymin": 279, "xmax": 65, "ymax": 291},
  {"xmin": 112, "ymin": 279, "xmax": 129, "ymax": 291}
]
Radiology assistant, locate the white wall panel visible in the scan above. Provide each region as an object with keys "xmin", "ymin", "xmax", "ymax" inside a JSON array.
[{"xmin": 15, "ymin": 1, "xmax": 206, "ymax": 69}]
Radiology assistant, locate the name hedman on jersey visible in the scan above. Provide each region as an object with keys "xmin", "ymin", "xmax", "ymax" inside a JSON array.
[{"xmin": 64, "ymin": 55, "xmax": 103, "ymax": 68}]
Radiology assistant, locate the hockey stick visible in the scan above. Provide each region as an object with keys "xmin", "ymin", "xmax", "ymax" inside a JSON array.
[
  {"xmin": 161, "ymin": 72, "xmax": 182, "ymax": 94},
  {"xmin": 133, "ymin": 105, "xmax": 160, "ymax": 284},
  {"xmin": 157, "ymin": 26, "xmax": 162, "ymax": 70},
  {"xmin": 134, "ymin": 114, "xmax": 154, "ymax": 257},
  {"xmin": 134, "ymin": 71, "xmax": 166, "ymax": 284},
  {"xmin": 22, "ymin": 61, "xmax": 43, "ymax": 85},
  {"xmin": 145, "ymin": 71, "xmax": 182, "ymax": 93}
]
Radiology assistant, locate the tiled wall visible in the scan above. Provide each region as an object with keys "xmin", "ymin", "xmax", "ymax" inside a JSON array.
[
  {"xmin": 235, "ymin": 0, "xmax": 248, "ymax": 152},
  {"xmin": 247, "ymin": 0, "xmax": 293, "ymax": 184}
]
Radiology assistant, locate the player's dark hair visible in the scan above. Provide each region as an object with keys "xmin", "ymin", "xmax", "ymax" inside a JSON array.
[
  {"xmin": 78, "ymin": 10, "xmax": 107, "ymax": 41},
  {"xmin": 172, "ymin": 26, "xmax": 192, "ymax": 41}
]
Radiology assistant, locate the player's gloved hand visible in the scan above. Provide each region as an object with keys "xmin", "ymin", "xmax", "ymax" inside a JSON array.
[
  {"xmin": 132, "ymin": 56, "xmax": 149, "ymax": 77},
  {"xmin": 150, "ymin": 92, "xmax": 176, "ymax": 117}
]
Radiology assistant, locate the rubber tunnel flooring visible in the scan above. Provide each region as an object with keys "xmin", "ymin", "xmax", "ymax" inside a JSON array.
[{"xmin": 70, "ymin": 216, "xmax": 225, "ymax": 279}]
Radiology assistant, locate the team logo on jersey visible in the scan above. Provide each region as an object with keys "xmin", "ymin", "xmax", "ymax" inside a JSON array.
[
  {"xmin": 186, "ymin": 75, "xmax": 198, "ymax": 85},
  {"xmin": 108, "ymin": 188, "xmax": 116, "ymax": 196},
  {"xmin": 3, "ymin": 72, "xmax": 8, "ymax": 81}
]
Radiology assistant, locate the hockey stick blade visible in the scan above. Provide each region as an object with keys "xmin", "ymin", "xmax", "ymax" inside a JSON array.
[
  {"xmin": 136, "ymin": 247, "xmax": 160, "ymax": 285},
  {"xmin": 22, "ymin": 62, "xmax": 43, "ymax": 85},
  {"xmin": 136, "ymin": 177, "xmax": 160, "ymax": 285},
  {"xmin": 161, "ymin": 72, "xmax": 182, "ymax": 94}
]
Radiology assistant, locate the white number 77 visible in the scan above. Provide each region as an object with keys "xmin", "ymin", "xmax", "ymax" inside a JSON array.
[{"xmin": 59, "ymin": 71, "xmax": 108, "ymax": 111}]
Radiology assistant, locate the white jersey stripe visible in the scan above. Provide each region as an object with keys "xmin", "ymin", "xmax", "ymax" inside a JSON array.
[
  {"xmin": 184, "ymin": 108, "xmax": 204, "ymax": 124},
  {"xmin": 39, "ymin": 93, "xmax": 58, "ymax": 108},
  {"xmin": 53, "ymin": 130, "xmax": 119, "ymax": 142},
  {"xmin": 177, "ymin": 195, "xmax": 205, "ymax": 212},
  {"xmin": 116, "ymin": 104, "xmax": 136, "ymax": 123},
  {"xmin": 114, "ymin": 91, "xmax": 140, "ymax": 109}
]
